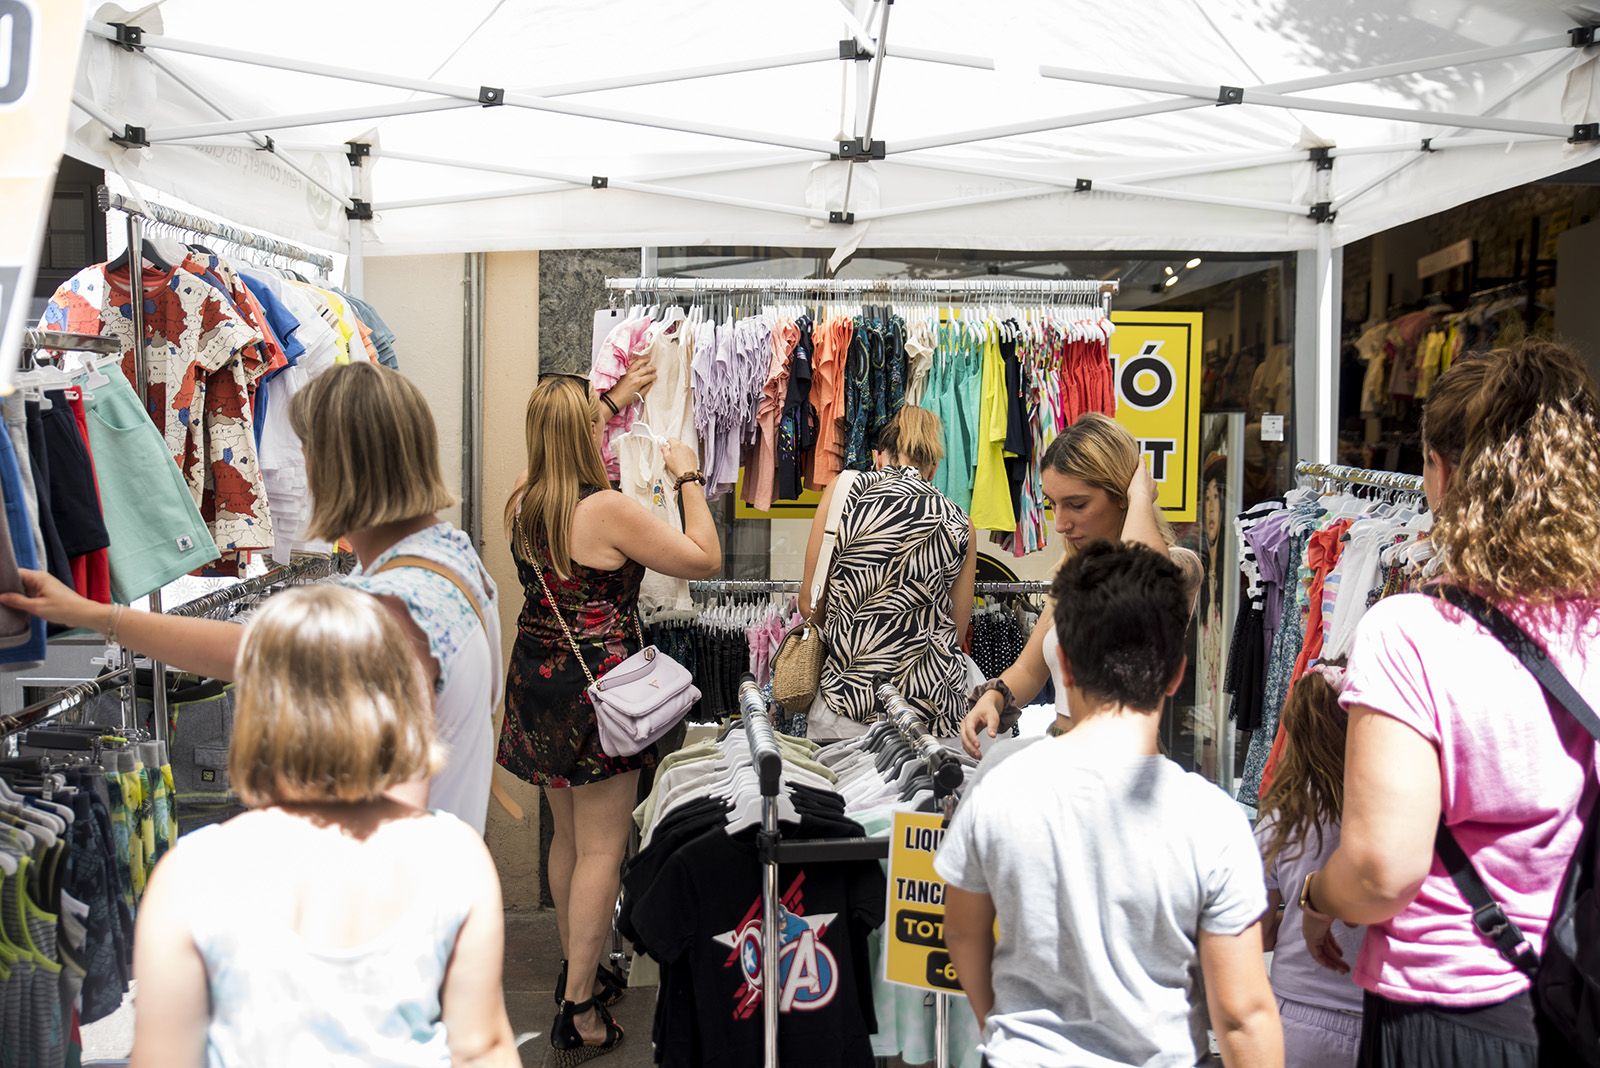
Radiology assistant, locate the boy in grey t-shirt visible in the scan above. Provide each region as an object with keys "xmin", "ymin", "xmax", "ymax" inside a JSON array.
[{"xmin": 935, "ymin": 542, "xmax": 1281, "ymax": 1068}]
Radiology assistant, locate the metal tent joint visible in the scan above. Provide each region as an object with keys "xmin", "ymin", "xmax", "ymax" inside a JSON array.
[
  {"xmin": 1075, "ymin": 178, "xmax": 1093, "ymax": 192},
  {"xmin": 345, "ymin": 199, "xmax": 374, "ymax": 220},
  {"xmin": 1420, "ymin": 137, "xmax": 1437, "ymax": 152},
  {"xmin": 111, "ymin": 124, "xmax": 148, "ymax": 148},
  {"xmin": 478, "ymin": 86, "xmax": 504, "ymax": 106},
  {"xmin": 591, "ymin": 175, "xmax": 609, "ymax": 189},
  {"xmin": 828, "ymin": 210, "xmax": 857, "ymax": 224},
  {"xmin": 345, "ymin": 141, "xmax": 371, "ymax": 167},
  {"xmin": 255, "ymin": 135, "xmax": 275, "ymax": 153},
  {"xmin": 836, "ymin": 138, "xmax": 886, "ymax": 161},
  {"xmin": 1309, "ymin": 146, "xmax": 1334, "ymax": 170},
  {"xmin": 1570, "ymin": 123, "xmax": 1600, "ymax": 143},
  {"xmin": 839, "ymin": 39, "xmax": 872, "ymax": 61},
  {"xmin": 1571, "ymin": 25, "xmax": 1598, "ymax": 48},
  {"xmin": 108, "ymin": 22, "xmax": 144, "ymax": 52},
  {"xmin": 1217, "ymin": 85, "xmax": 1244, "ymax": 106},
  {"xmin": 1309, "ymin": 201, "xmax": 1337, "ymax": 223}
]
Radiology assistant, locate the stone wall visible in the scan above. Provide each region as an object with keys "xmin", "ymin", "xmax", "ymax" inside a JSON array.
[{"xmin": 537, "ymin": 249, "xmax": 639, "ymax": 375}]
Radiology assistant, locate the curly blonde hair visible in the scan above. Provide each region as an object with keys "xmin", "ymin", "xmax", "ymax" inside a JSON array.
[{"xmin": 1423, "ymin": 339, "xmax": 1600, "ymax": 604}]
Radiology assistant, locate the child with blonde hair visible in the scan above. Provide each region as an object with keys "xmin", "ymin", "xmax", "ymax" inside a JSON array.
[{"xmin": 127, "ymin": 585, "xmax": 517, "ymax": 1068}]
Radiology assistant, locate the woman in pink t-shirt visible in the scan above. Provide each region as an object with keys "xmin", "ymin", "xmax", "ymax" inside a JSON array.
[{"xmin": 1300, "ymin": 341, "xmax": 1600, "ymax": 1067}]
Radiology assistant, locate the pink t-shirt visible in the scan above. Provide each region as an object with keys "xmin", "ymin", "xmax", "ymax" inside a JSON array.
[
  {"xmin": 1339, "ymin": 592, "xmax": 1600, "ymax": 1006},
  {"xmin": 591, "ymin": 315, "xmax": 653, "ymax": 479}
]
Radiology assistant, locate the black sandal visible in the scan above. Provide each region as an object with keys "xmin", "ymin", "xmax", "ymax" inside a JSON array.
[
  {"xmin": 550, "ymin": 996, "xmax": 624, "ymax": 1065},
  {"xmin": 553, "ymin": 959, "xmax": 627, "ymax": 1009}
]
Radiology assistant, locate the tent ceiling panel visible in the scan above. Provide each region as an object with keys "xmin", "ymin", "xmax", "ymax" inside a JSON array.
[{"xmin": 65, "ymin": 0, "xmax": 1600, "ymax": 255}]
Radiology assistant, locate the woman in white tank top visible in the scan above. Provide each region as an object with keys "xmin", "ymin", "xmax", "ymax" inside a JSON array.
[{"xmin": 960, "ymin": 414, "xmax": 1200, "ymax": 754}]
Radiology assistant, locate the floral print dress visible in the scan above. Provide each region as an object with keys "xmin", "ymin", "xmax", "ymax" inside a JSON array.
[{"xmin": 496, "ymin": 488, "xmax": 658, "ymax": 788}]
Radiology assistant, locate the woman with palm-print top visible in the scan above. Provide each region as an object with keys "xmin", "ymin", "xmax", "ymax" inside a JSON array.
[{"xmin": 800, "ymin": 406, "xmax": 977, "ymax": 736}]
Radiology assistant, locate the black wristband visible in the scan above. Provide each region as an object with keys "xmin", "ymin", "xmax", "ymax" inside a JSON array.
[{"xmin": 600, "ymin": 392, "xmax": 620, "ymax": 416}]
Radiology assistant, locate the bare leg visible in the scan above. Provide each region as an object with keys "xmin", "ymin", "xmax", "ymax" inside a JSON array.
[
  {"xmin": 563, "ymin": 770, "xmax": 639, "ymax": 1042},
  {"xmin": 545, "ymin": 785, "xmax": 577, "ymax": 959}
]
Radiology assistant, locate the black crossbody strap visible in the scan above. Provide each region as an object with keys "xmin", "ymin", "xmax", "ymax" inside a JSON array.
[{"xmin": 1426, "ymin": 585, "xmax": 1600, "ymax": 979}]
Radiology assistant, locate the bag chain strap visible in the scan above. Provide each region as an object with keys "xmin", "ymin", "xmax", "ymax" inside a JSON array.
[{"xmin": 520, "ymin": 521, "xmax": 645, "ymax": 690}]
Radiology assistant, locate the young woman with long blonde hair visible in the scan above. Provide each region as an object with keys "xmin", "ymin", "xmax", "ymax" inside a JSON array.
[
  {"xmin": 495, "ymin": 375, "xmax": 720, "ymax": 1064},
  {"xmin": 959, "ymin": 413, "xmax": 1201, "ymax": 755}
]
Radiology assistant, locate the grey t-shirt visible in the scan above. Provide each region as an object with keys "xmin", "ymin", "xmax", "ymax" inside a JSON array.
[{"xmin": 934, "ymin": 738, "xmax": 1267, "ymax": 1068}]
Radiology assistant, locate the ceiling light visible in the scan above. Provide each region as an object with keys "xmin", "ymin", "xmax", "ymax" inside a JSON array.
[
  {"xmin": 1186, "ymin": 257, "xmax": 1203, "ymax": 269},
  {"xmin": 1163, "ymin": 265, "xmax": 1175, "ymax": 276},
  {"xmin": 1164, "ymin": 275, "xmax": 1179, "ymax": 288}
]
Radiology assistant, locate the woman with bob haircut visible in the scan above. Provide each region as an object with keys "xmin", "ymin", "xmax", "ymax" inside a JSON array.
[
  {"xmin": 125, "ymin": 584, "xmax": 518, "ymax": 1068},
  {"xmin": 1299, "ymin": 340, "xmax": 1600, "ymax": 1067},
  {"xmin": 1, "ymin": 362, "xmax": 502, "ymax": 833},
  {"xmin": 497, "ymin": 374, "xmax": 720, "ymax": 1064},
  {"xmin": 958, "ymin": 412, "xmax": 1201, "ymax": 755}
]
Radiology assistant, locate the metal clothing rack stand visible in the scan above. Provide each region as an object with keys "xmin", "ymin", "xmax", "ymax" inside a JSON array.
[
  {"xmin": 1295, "ymin": 460, "xmax": 1425, "ymax": 496},
  {"xmin": 737, "ymin": 675, "xmax": 969, "ymax": 1068},
  {"xmin": 606, "ymin": 275, "xmax": 1121, "ymax": 317},
  {"xmin": 95, "ymin": 186, "xmax": 332, "ymax": 740},
  {"xmin": 96, "ymin": 187, "xmax": 336, "ymax": 275},
  {"xmin": 20, "ymin": 331, "xmax": 123, "ymax": 357},
  {"xmin": 1, "ymin": 552, "xmax": 350, "ymax": 748}
]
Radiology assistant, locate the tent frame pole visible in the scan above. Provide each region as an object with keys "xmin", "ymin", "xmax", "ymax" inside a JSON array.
[
  {"xmin": 1333, "ymin": 50, "xmax": 1576, "ymax": 211},
  {"xmin": 839, "ymin": 0, "xmax": 893, "ymax": 220},
  {"xmin": 1036, "ymin": 64, "xmax": 1573, "ymax": 139},
  {"xmin": 372, "ymin": 175, "xmax": 830, "ymax": 221},
  {"xmin": 1295, "ymin": 230, "xmax": 1341, "ymax": 465},
  {"xmin": 139, "ymin": 50, "xmax": 353, "ymax": 209}
]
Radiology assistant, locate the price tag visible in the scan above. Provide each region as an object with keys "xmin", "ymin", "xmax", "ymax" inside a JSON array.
[{"xmin": 1261, "ymin": 414, "xmax": 1284, "ymax": 442}]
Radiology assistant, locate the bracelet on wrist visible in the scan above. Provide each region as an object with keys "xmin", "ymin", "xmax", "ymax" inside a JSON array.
[
  {"xmin": 106, "ymin": 603, "xmax": 125, "ymax": 644},
  {"xmin": 600, "ymin": 392, "xmax": 621, "ymax": 417},
  {"xmin": 674, "ymin": 471, "xmax": 706, "ymax": 491}
]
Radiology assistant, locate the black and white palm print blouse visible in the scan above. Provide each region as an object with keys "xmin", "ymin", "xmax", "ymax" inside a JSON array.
[{"xmin": 820, "ymin": 465, "xmax": 971, "ymax": 734}]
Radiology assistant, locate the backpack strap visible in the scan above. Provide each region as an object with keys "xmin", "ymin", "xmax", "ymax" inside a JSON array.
[
  {"xmin": 806, "ymin": 469, "xmax": 861, "ymax": 623},
  {"xmin": 1427, "ymin": 584, "xmax": 1600, "ymax": 978}
]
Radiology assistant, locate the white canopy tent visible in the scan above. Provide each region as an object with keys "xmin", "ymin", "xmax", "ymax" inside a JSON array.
[{"xmin": 58, "ymin": 0, "xmax": 1600, "ymax": 458}]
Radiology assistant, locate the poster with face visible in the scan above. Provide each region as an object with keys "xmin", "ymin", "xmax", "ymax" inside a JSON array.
[{"xmin": 1167, "ymin": 414, "xmax": 1240, "ymax": 786}]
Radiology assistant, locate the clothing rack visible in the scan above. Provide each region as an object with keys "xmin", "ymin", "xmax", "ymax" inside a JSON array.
[
  {"xmin": 875, "ymin": 680, "xmax": 964, "ymax": 798},
  {"xmin": 1, "ymin": 554, "xmax": 349, "ymax": 750},
  {"xmin": 97, "ymin": 186, "xmax": 335, "ymax": 275},
  {"xmin": 165, "ymin": 552, "xmax": 351, "ymax": 619},
  {"xmin": 1295, "ymin": 461, "xmax": 1425, "ymax": 495},
  {"xmin": 737, "ymin": 676, "xmax": 972, "ymax": 1068},
  {"xmin": 606, "ymin": 275, "xmax": 1120, "ymax": 316}
]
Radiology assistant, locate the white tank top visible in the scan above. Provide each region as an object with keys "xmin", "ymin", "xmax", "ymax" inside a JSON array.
[{"xmin": 1041, "ymin": 625, "xmax": 1072, "ymax": 720}]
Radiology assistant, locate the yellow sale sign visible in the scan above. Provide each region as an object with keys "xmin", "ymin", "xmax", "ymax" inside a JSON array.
[
  {"xmin": 884, "ymin": 810, "xmax": 961, "ymax": 993},
  {"xmin": 1109, "ymin": 311, "xmax": 1204, "ymax": 523}
]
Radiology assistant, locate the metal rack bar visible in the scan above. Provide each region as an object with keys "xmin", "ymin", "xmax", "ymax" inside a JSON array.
[
  {"xmin": 20, "ymin": 331, "xmax": 122, "ymax": 355},
  {"xmin": 97, "ymin": 186, "xmax": 335, "ymax": 274},
  {"xmin": 166, "ymin": 553, "xmax": 350, "ymax": 619},
  {"xmin": 1295, "ymin": 461, "xmax": 1425, "ymax": 495},
  {"xmin": 1, "ymin": 668, "xmax": 131, "ymax": 741},
  {"xmin": 876, "ymin": 680, "xmax": 964, "ymax": 797},
  {"xmin": 737, "ymin": 674, "xmax": 782, "ymax": 1068},
  {"xmin": 606, "ymin": 276, "xmax": 1118, "ymax": 298}
]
